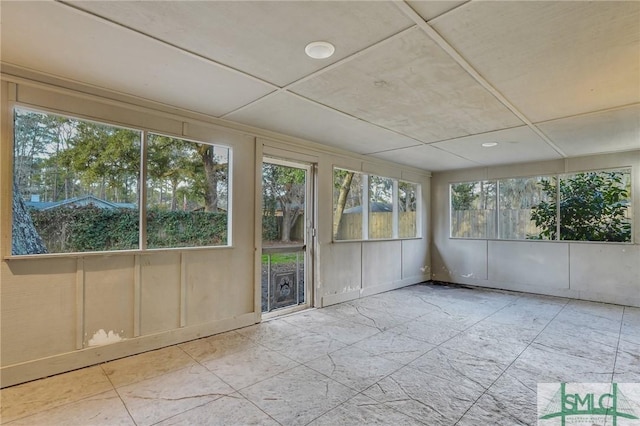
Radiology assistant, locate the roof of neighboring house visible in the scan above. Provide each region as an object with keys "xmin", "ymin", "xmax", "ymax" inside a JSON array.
[
  {"xmin": 343, "ymin": 202, "xmax": 392, "ymax": 214},
  {"xmin": 26, "ymin": 195, "xmax": 136, "ymax": 210},
  {"xmin": 25, "ymin": 201, "xmax": 59, "ymax": 210}
]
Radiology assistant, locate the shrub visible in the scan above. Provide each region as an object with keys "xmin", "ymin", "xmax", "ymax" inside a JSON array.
[
  {"xmin": 30, "ymin": 206, "xmax": 227, "ymax": 252},
  {"xmin": 530, "ymin": 171, "xmax": 631, "ymax": 242}
]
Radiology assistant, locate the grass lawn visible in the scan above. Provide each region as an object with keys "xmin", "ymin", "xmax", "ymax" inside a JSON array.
[{"xmin": 261, "ymin": 252, "xmax": 302, "ymax": 265}]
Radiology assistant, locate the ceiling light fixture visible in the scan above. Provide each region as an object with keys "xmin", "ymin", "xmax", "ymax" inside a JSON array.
[
  {"xmin": 305, "ymin": 41, "xmax": 335, "ymax": 59},
  {"xmin": 481, "ymin": 142, "xmax": 499, "ymax": 147}
]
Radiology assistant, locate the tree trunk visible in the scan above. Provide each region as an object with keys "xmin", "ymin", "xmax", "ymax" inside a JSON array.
[
  {"xmin": 281, "ymin": 206, "xmax": 301, "ymax": 242},
  {"xmin": 170, "ymin": 178, "xmax": 179, "ymax": 211},
  {"xmin": 12, "ymin": 181, "xmax": 48, "ymax": 255},
  {"xmin": 332, "ymin": 171, "xmax": 354, "ymax": 239},
  {"xmin": 279, "ymin": 181, "xmax": 305, "ymax": 242},
  {"xmin": 199, "ymin": 145, "xmax": 222, "ymax": 212},
  {"xmin": 281, "ymin": 208, "xmax": 292, "ymax": 242}
]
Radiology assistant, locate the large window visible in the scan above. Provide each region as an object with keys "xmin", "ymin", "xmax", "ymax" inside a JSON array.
[
  {"xmin": 398, "ymin": 181, "xmax": 418, "ymax": 238},
  {"xmin": 333, "ymin": 169, "xmax": 363, "ymax": 240},
  {"xmin": 12, "ymin": 109, "xmax": 141, "ymax": 254},
  {"xmin": 11, "ymin": 108, "xmax": 231, "ymax": 255},
  {"xmin": 450, "ymin": 181, "xmax": 497, "ymax": 239},
  {"xmin": 333, "ymin": 168, "xmax": 420, "ymax": 241},
  {"xmin": 146, "ymin": 134, "xmax": 229, "ymax": 249},
  {"xmin": 369, "ymin": 175, "xmax": 393, "ymax": 239},
  {"xmin": 537, "ymin": 169, "xmax": 631, "ymax": 242},
  {"xmin": 499, "ymin": 176, "xmax": 551, "ymax": 240},
  {"xmin": 450, "ymin": 168, "xmax": 632, "ymax": 242}
]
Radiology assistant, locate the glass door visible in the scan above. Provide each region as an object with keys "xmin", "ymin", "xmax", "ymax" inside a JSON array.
[{"xmin": 261, "ymin": 158, "xmax": 313, "ymax": 314}]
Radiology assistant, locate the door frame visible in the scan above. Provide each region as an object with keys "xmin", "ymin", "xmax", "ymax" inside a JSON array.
[{"xmin": 258, "ymin": 154, "xmax": 317, "ymax": 319}]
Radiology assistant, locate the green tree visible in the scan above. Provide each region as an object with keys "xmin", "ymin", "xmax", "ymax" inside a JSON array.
[
  {"xmin": 499, "ymin": 177, "xmax": 546, "ymax": 209},
  {"xmin": 530, "ymin": 171, "xmax": 631, "ymax": 242},
  {"xmin": 147, "ymin": 136, "xmax": 230, "ymax": 214},
  {"xmin": 196, "ymin": 144, "xmax": 227, "ymax": 212},
  {"xmin": 261, "ymin": 191, "xmax": 279, "ymax": 241},
  {"xmin": 369, "ymin": 176, "xmax": 392, "ymax": 204},
  {"xmin": 55, "ymin": 121, "xmax": 141, "ymax": 203},
  {"xmin": 42, "ymin": 116, "xmax": 76, "ymax": 201},
  {"xmin": 147, "ymin": 135, "xmax": 197, "ymax": 210},
  {"xmin": 13, "ymin": 110, "xmax": 63, "ymax": 200},
  {"xmin": 451, "ymin": 183, "xmax": 477, "ymax": 210},
  {"xmin": 263, "ymin": 163, "xmax": 305, "ymax": 243},
  {"xmin": 398, "ymin": 181, "xmax": 417, "ymax": 212}
]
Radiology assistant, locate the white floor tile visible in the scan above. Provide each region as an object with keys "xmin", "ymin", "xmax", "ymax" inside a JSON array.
[
  {"xmin": 1, "ymin": 283, "xmax": 632, "ymax": 426},
  {"xmin": 240, "ymin": 365, "xmax": 357, "ymax": 426}
]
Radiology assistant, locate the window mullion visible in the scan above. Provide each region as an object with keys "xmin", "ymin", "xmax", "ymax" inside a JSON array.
[
  {"xmin": 556, "ymin": 175, "xmax": 561, "ymax": 241},
  {"xmin": 139, "ymin": 130, "xmax": 148, "ymax": 250},
  {"xmin": 496, "ymin": 180, "xmax": 501, "ymax": 239},
  {"xmin": 362, "ymin": 174, "xmax": 369, "ymax": 240},
  {"xmin": 392, "ymin": 179, "xmax": 399, "ymax": 239}
]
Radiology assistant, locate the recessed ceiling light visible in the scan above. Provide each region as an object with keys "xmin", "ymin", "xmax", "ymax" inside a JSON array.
[
  {"xmin": 305, "ymin": 41, "xmax": 335, "ymax": 59},
  {"xmin": 482, "ymin": 142, "xmax": 499, "ymax": 147}
]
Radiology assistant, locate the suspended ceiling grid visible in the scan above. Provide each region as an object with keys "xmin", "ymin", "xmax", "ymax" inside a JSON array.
[{"xmin": 1, "ymin": 1, "xmax": 638, "ymax": 171}]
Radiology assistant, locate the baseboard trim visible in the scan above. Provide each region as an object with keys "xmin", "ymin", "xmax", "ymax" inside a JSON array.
[
  {"xmin": 320, "ymin": 276, "xmax": 430, "ymax": 307},
  {"xmin": 321, "ymin": 289, "xmax": 360, "ymax": 307},
  {"xmin": 1, "ymin": 312, "xmax": 258, "ymax": 388},
  {"xmin": 429, "ymin": 277, "xmax": 640, "ymax": 308},
  {"xmin": 360, "ymin": 276, "xmax": 429, "ymax": 298}
]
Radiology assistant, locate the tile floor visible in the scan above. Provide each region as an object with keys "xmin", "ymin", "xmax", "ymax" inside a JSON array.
[{"xmin": 1, "ymin": 283, "xmax": 639, "ymax": 425}]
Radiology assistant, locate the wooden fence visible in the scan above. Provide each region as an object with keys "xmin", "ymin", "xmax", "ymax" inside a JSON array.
[
  {"xmin": 336, "ymin": 211, "xmax": 416, "ymax": 240},
  {"xmin": 452, "ymin": 207, "xmax": 633, "ymax": 240},
  {"xmin": 450, "ymin": 209, "xmax": 541, "ymax": 239}
]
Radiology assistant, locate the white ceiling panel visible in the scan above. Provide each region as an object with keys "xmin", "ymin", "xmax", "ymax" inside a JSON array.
[
  {"xmin": 537, "ymin": 105, "xmax": 640, "ymax": 157},
  {"xmin": 432, "ymin": 126, "xmax": 563, "ymax": 166},
  {"xmin": 369, "ymin": 144, "xmax": 479, "ymax": 172},
  {"xmin": 1, "ymin": 1, "xmax": 638, "ymax": 172},
  {"xmin": 69, "ymin": 0, "xmax": 414, "ymax": 87},
  {"xmin": 406, "ymin": 0, "xmax": 467, "ymax": 21},
  {"xmin": 292, "ymin": 27, "xmax": 523, "ymax": 143},
  {"xmin": 226, "ymin": 92, "xmax": 420, "ymax": 155},
  {"xmin": 432, "ymin": 1, "xmax": 640, "ymax": 123},
  {"xmin": 1, "ymin": 1, "xmax": 275, "ymax": 117}
]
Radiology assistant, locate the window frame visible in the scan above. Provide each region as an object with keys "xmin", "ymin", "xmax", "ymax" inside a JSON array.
[
  {"xmin": 8, "ymin": 105, "xmax": 233, "ymax": 258},
  {"xmin": 496, "ymin": 175, "xmax": 554, "ymax": 241},
  {"xmin": 449, "ymin": 179, "xmax": 498, "ymax": 239},
  {"xmin": 144, "ymin": 131, "xmax": 232, "ymax": 251},
  {"xmin": 368, "ymin": 174, "xmax": 394, "ymax": 240},
  {"xmin": 332, "ymin": 167, "xmax": 364, "ymax": 242},
  {"xmin": 398, "ymin": 179, "xmax": 420, "ymax": 239},
  {"xmin": 449, "ymin": 167, "xmax": 633, "ymax": 244},
  {"xmin": 332, "ymin": 166, "xmax": 421, "ymax": 242},
  {"xmin": 556, "ymin": 167, "xmax": 632, "ymax": 243}
]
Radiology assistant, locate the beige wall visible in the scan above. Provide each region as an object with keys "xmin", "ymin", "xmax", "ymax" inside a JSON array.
[
  {"xmin": 259, "ymin": 142, "xmax": 431, "ymax": 308},
  {"xmin": 0, "ymin": 76, "xmax": 431, "ymax": 387},
  {"xmin": 431, "ymin": 151, "xmax": 640, "ymax": 307},
  {"xmin": 3, "ymin": 69, "xmax": 637, "ymax": 389},
  {"xmin": 315, "ymin": 157, "xmax": 430, "ymax": 306}
]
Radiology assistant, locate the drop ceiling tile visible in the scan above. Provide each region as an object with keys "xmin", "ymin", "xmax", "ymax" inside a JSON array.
[
  {"xmin": 406, "ymin": 0, "xmax": 467, "ymax": 21},
  {"xmin": 369, "ymin": 144, "xmax": 479, "ymax": 172},
  {"xmin": 1, "ymin": 1, "xmax": 274, "ymax": 117},
  {"xmin": 432, "ymin": 126, "xmax": 563, "ymax": 166},
  {"xmin": 292, "ymin": 27, "xmax": 522, "ymax": 143},
  {"xmin": 432, "ymin": 1, "xmax": 640, "ymax": 122},
  {"xmin": 69, "ymin": 1, "xmax": 414, "ymax": 87},
  {"xmin": 537, "ymin": 105, "xmax": 640, "ymax": 157},
  {"xmin": 226, "ymin": 92, "xmax": 420, "ymax": 154}
]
